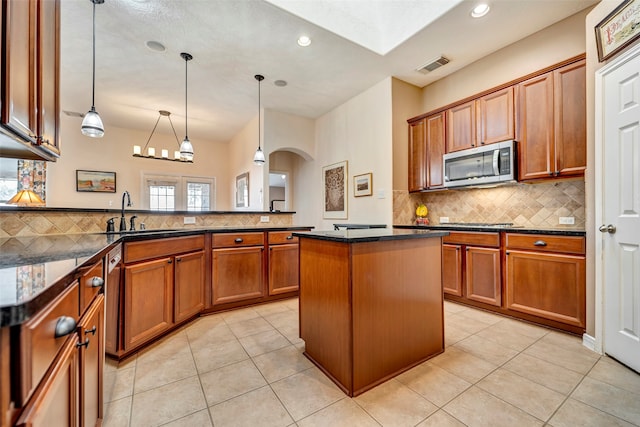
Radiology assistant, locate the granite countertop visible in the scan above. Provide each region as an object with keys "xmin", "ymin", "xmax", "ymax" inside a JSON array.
[
  {"xmin": 293, "ymin": 228, "xmax": 449, "ymax": 243},
  {"xmin": 393, "ymin": 224, "xmax": 586, "ymax": 236},
  {"xmin": 0, "ymin": 225, "xmax": 312, "ymax": 327}
]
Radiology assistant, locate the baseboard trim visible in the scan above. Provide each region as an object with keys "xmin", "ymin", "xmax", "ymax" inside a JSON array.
[{"xmin": 583, "ymin": 333, "xmax": 597, "ymax": 353}]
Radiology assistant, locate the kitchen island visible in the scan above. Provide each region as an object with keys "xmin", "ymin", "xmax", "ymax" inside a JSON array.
[{"xmin": 294, "ymin": 228, "xmax": 448, "ymax": 397}]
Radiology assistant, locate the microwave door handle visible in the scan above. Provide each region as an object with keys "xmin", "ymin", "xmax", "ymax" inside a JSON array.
[{"xmin": 493, "ymin": 149, "xmax": 500, "ymax": 175}]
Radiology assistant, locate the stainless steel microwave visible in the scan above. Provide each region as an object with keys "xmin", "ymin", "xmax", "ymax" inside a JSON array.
[{"xmin": 443, "ymin": 140, "xmax": 516, "ymax": 188}]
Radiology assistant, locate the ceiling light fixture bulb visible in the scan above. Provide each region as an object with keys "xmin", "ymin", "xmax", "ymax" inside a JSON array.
[
  {"xmin": 297, "ymin": 35, "xmax": 311, "ymax": 47},
  {"xmin": 471, "ymin": 3, "xmax": 490, "ymax": 18}
]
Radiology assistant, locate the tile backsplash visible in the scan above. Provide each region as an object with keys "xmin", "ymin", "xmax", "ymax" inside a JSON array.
[{"xmin": 393, "ymin": 179, "xmax": 585, "ymax": 229}]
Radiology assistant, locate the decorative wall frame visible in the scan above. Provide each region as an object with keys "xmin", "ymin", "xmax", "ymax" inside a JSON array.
[
  {"xmin": 322, "ymin": 160, "xmax": 348, "ymax": 219},
  {"xmin": 76, "ymin": 170, "xmax": 116, "ymax": 193},
  {"xmin": 595, "ymin": 0, "xmax": 640, "ymax": 62},
  {"xmin": 235, "ymin": 172, "xmax": 249, "ymax": 207},
  {"xmin": 354, "ymin": 172, "xmax": 373, "ymax": 197}
]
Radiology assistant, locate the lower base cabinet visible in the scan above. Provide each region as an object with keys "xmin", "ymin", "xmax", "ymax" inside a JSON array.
[{"xmin": 174, "ymin": 251, "xmax": 206, "ymax": 323}]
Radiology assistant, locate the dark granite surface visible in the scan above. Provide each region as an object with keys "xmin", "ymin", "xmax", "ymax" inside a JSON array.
[
  {"xmin": 293, "ymin": 228, "xmax": 449, "ymax": 243},
  {"xmin": 393, "ymin": 224, "xmax": 586, "ymax": 236},
  {"xmin": 0, "ymin": 226, "xmax": 311, "ymax": 327}
]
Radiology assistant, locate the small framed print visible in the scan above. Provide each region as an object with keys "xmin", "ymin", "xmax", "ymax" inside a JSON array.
[
  {"xmin": 322, "ymin": 160, "xmax": 347, "ymax": 219},
  {"xmin": 76, "ymin": 170, "xmax": 116, "ymax": 193},
  {"xmin": 354, "ymin": 172, "xmax": 372, "ymax": 197},
  {"xmin": 236, "ymin": 172, "xmax": 249, "ymax": 208},
  {"xmin": 595, "ymin": 0, "xmax": 640, "ymax": 62}
]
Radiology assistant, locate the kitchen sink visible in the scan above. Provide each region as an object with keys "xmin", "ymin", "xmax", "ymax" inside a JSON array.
[{"xmin": 103, "ymin": 229, "xmax": 178, "ymax": 235}]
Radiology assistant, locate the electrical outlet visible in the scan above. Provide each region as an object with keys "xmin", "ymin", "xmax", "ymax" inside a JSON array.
[
  {"xmin": 377, "ymin": 189, "xmax": 385, "ymax": 199},
  {"xmin": 260, "ymin": 216, "xmax": 269, "ymax": 223},
  {"xmin": 559, "ymin": 217, "xmax": 575, "ymax": 225},
  {"xmin": 440, "ymin": 217, "xmax": 450, "ymax": 223},
  {"xmin": 183, "ymin": 216, "xmax": 196, "ymax": 224}
]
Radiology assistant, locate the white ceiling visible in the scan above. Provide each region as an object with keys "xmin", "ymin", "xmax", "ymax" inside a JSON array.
[{"xmin": 60, "ymin": 0, "xmax": 597, "ymax": 145}]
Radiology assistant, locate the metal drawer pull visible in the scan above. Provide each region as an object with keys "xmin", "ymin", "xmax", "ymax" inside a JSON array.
[
  {"xmin": 85, "ymin": 326, "xmax": 97, "ymax": 336},
  {"xmin": 55, "ymin": 316, "xmax": 77, "ymax": 338},
  {"xmin": 533, "ymin": 240, "xmax": 547, "ymax": 247},
  {"xmin": 76, "ymin": 339, "xmax": 90, "ymax": 349},
  {"xmin": 286, "ymin": 235, "xmax": 293, "ymax": 240},
  {"xmin": 91, "ymin": 276, "xmax": 104, "ymax": 287},
  {"xmin": 235, "ymin": 238, "xmax": 244, "ymax": 243}
]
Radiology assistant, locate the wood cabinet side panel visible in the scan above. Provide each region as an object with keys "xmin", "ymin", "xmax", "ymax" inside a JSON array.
[
  {"xmin": 351, "ymin": 238, "xmax": 443, "ymax": 393},
  {"xmin": 299, "ymin": 239, "xmax": 352, "ymax": 392},
  {"xmin": 408, "ymin": 119, "xmax": 427, "ymax": 192}
]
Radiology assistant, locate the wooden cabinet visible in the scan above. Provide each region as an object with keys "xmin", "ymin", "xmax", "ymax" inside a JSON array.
[
  {"xmin": 212, "ymin": 232, "xmax": 265, "ymax": 305},
  {"xmin": 174, "ymin": 250, "xmax": 205, "ymax": 323},
  {"xmin": 517, "ymin": 59, "xmax": 586, "ymax": 180},
  {"xmin": 505, "ymin": 233, "xmax": 585, "ymax": 328},
  {"xmin": 442, "ymin": 232, "xmax": 501, "ymax": 307},
  {"xmin": 268, "ymin": 231, "xmax": 300, "ymax": 295},
  {"xmin": 14, "ymin": 260, "xmax": 105, "ymax": 427},
  {"xmin": 408, "ymin": 112, "xmax": 445, "ymax": 192},
  {"xmin": 446, "ymin": 87, "xmax": 514, "ymax": 153},
  {"xmin": 123, "ymin": 258, "xmax": 174, "ymax": 352},
  {"xmin": 1, "ymin": 0, "xmax": 60, "ymax": 161}
]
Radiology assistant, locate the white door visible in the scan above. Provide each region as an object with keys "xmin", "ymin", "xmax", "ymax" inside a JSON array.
[{"xmin": 597, "ymin": 43, "xmax": 640, "ymax": 372}]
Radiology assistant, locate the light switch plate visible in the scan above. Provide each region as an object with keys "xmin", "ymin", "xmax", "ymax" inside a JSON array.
[
  {"xmin": 260, "ymin": 216, "xmax": 270, "ymax": 223},
  {"xmin": 440, "ymin": 217, "xmax": 450, "ymax": 223},
  {"xmin": 559, "ymin": 217, "xmax": 575, "ymax": 225},
  {"xmin": 183, "ymin": 216, "xmax": 196, "ymax": 224}
]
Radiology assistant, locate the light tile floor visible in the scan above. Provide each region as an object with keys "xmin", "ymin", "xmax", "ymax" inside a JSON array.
[{"xmin": 103, "ymin": 299, "xmax": 640, "ymax": 427}]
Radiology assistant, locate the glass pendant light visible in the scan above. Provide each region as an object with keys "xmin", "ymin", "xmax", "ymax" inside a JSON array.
[
  {"xmin": 81, "ymin": 0, "xmax": 105, "ymax": 138},
  {"xmin": 253, "ymin": 74, "xmax": 265, "ymax": 165},
  {"xmin": 180, "ymin": 52, "xmax": 194, "ymax": 161}
]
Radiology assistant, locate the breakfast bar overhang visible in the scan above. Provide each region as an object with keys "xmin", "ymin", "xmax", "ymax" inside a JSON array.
[{"xmin": 293, "ymin": 228, "xmax": 449, "ymax": 397}]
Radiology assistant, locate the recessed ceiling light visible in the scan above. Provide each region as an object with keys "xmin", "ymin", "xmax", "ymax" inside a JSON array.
[
  {"xmin": 297, "ymin": 35, "xmax": 311, "ymax": 47},
  {"xmin": 146, "ymin": 40, "xmax": 166, "ymax": 52},
  {"xmin": 471, "ymin": 3, "xmax": 490, "ymax": 18},
  {"xmin": 274, "ymin": 80, "xmax": 287, "ymax": 87}
]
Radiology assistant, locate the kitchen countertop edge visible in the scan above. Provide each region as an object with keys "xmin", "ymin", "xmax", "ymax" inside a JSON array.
[
  {"xmin": 293, "ymin": 228, "xmax": 449, "ymax": 243},
  {"xmin": 393, "ymin": 224, "xmax": 586, "ymax": 236}
]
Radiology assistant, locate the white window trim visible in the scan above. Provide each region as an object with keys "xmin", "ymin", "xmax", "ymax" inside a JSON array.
[{"xmin": 141, "ymin": 172, "xmax": 216, "ymax": 211}]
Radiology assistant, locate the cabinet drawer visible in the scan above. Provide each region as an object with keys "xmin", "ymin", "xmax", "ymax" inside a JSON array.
[
  {"xmin": 213, "ymin": 232, "xmax": 264, "ymax": 248},
  {"xmin": 505, "ymin": 233, "xmax": 584, "ymax": 254},
  {"xmin": 125, "ymin": 235, "xmax": 205, "ymax": 263},
  {"xmin": 79, "ymin": 259, "xmax": 104, "ymax": 315},
  {"xmin": 268, "ymin": 231, "xmax": 298, "ymax": 245},
  {"xmin": 443, "ymin": 231, "xmax": 499, "ymax": 247},
  {"xmin": 20, "ymin": 281, "xmax": 79, "ymax": 404}
]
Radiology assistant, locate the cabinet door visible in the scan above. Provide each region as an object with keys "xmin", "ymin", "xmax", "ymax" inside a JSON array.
[
  {"xmin": 554, "ymin": 59, "xmax": 586, "ymax": 177},
  {"xmin": 269, "ymin": 243, "xmax": 299, "ymax": 295},
  {"xmin": 123, "ymin": 258, "xmax": 173, "ymax": 351},
  {"xmin": 2, "ymin": 0, "xmax": 38, "ymax": 142},
  {"xmin": 212, "ymin": 246, "xmax": 264, "ymax": 305},
  {"xmin": 517, "ymin": 72, "xmax": 555, "ymax": 180},
  {"xmin": 477, "ymin": 87, "xmax": 514, "ymax": 145},
  {"xmin": 174, "ymin": 250, "xmax": 205, "ymax": 323},
  {"xmin": 426, "ymin": 112, "xmax": 445, "ymax": 189},
  {"xmin": 16, "ymin": 335, "xmax": 79, "ymax": 427},
  {"xmin": 465, "ymin": 246, "xmax": 501, "ymax": 306},
  {"xmin": 36, "ymin": 0, "xmax": 60, "ymax": 156},
  {"xmin": 505, "ymin": 250, "xmax": 585, "ymax": 327},
  {"xmin": 408, "ymin": 119, "xmax": 426, "ymax": 192},
  {"xmin": 78, "ymin": 295, "xmax": 104, "ymax": 427},
  {"xmin": 442, "ymin": 244, "xmax": 462, "ymax": 296},
  {"xmin": 447, "ymin": 100, "xmax": 476, "ymax": 152}
]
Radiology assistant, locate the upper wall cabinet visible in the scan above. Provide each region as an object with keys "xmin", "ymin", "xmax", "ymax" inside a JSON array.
[
  {"xmin": 408, "ymin": 112, "xmax": 445, "ymax": 192},
  {"xmin": 0, "ymin": 0, "xmax": 60, "ymax": 161},
  {"xmin": 446, "ymin": 87, "xmax": 514, "ymax": 153},
  {"xmin": 517, "ymin": 59, "xmax": 586, "ymax": 180}
]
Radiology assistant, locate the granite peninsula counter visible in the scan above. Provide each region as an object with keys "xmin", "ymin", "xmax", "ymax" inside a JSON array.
[{"xmin": 293, "ymin": 228, "xmax": 448, "ymax": 397}]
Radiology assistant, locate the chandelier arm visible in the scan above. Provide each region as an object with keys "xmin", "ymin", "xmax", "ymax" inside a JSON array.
[
  {"xmin": 167, "ymin": 115, "xmax": 181, "ymax": 147},
  {"xmin": 141, "ymin": 114, "xmax": 162, "ymax": 152}
]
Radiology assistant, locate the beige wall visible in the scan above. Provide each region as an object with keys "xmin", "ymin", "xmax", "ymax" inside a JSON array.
[
  {"xmin": 47, "ymin": 115, "xmax": 231, "ymax": 210},
  {"xmin": 391, "ymin": 78, "xmax": 422, "ymax": 192},
  {"xmin": 421, "ymin": 8, "xmax": 590, "ymax": 113},
  {"xmin": 295, "ymin": 77, "xmax": 394, "ymax": 230}
]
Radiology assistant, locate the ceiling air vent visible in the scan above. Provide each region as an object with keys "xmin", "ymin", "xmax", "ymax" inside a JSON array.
[{"xmin": 416, "ymin": 56, "xmax": 450, "ymax": 74}]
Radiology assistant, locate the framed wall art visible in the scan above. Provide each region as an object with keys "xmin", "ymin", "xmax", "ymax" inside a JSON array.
[
  {"xmin": 76, "ymin": 170, "xmax": 116, "ymax": 193},
  {"xmin": 595, "ymin": 0, "xmax": 640, "ymax": 62},
  {"xmin": 236, "ymin": 172, "xmax": 249, "ymax": 207},
  {"xmin": 354, "ymin": 172, "xmax": 372, "ymax": 197},
  {"xmin": 322, "ymin": 160, "xmax": 348, "ymax": 219}
]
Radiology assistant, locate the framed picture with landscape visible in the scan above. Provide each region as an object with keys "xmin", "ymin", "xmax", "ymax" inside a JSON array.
[
  {"xmin": 76, "ymin": 170, "xmax": 116, "ymax": 193},
  {"xmin": 322, "ymin": 160, "xmax": 348, "ymax": 219},
  {"xmin": 354, "ymin": 172, "xmax": 372, "ymax": 197}
]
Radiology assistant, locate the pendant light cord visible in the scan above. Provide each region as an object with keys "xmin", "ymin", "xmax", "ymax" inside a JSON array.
[
  {"xmin": 258, "ymin": 77, "xmax": 261, "ymax": 150},
  {"xmin": 184, "ymin": 55, "xmax": 188, "ymax": 139},
  {"xmin": 91, "ymin": 0, "xmax": 96, "ymax": 108}
]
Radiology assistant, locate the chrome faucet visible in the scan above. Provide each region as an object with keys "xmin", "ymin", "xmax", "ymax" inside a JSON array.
[{"xmin": 120, "ymin": 191, "xmax": 132, "ymax": 232}]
